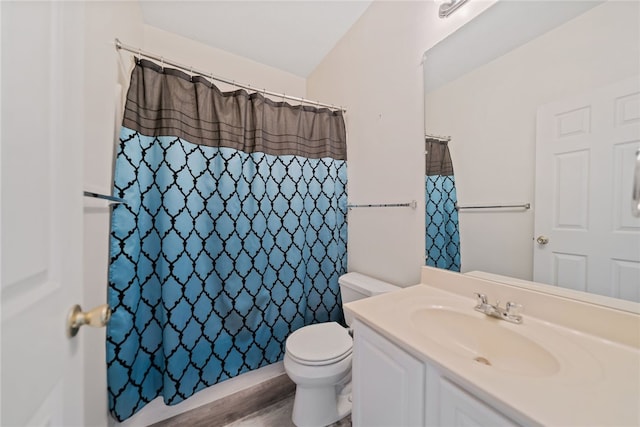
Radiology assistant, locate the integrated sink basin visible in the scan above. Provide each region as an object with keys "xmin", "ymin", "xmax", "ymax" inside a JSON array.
[
  {"xmin": 410, "ymin": 307, "xmax": 561, "ymax": 377},
  {"xmin": 344, "ymin": 272, "xmax": 636, "ymax": 426}
]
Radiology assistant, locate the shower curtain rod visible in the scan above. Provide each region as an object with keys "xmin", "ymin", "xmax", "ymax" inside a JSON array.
[
  {"xmin": 83, "ymin": 191, "xmax": 126, "ymax": 204},
  {"xmin": 347, "ymin": 200, "xmax": 418, "ymax": 209},
  {"xmin": 115, "ymin": 39, "xmax": 346, "ymax": 113},
  {"xmin": 425, "ymin": 133, "xmax": 451, "ymax": 142},
  {"xmin": 455, "ymin": 202, "xmax": 531, "ymax": 210}
]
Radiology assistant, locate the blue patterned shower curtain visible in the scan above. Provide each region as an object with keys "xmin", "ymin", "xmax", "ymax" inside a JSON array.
[
  {"xmin": 107, "ymin": 60, "xmax": 348, "ymax": 421},
  {"xmin": 425, "ymin": 138, "xmax": 460, "ymax": 271}
]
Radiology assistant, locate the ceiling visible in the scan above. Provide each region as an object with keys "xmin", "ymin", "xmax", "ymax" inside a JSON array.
[{"xmin": 139, "ymin": 1, "xmax": 374, "ymax": 78}]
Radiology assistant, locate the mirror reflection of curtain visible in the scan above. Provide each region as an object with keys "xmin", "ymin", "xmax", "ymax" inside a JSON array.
[{"xmin": 425, "ymin": 138, "xmax": 460, "ymax": 271}]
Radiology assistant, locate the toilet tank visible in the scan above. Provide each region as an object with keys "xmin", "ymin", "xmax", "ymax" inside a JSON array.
[{"xmin": 338, "ymin": 272, "xmax": 399, "ymax": 323}]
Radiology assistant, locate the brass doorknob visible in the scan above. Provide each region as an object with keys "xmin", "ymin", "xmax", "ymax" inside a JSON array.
[
  {"xmin": 66, "ymin": 304, "xmax": 112, "ymax": 337},
  {"xmin": 536, "ymin": 235, "xmax": 550, "ymax": 245}
]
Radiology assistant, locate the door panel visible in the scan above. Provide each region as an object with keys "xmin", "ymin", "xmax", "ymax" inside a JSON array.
[
  {"xmin": 1, "ymin": 1, "xmax": 85, "ymax": 425},
  {"xmin": 534, "ymin": 76, "xmax": 640, "ymax": 301},
  {"xmin": 552, "ymin": 253, "xmax": 587, "ymax": 292},
  {"xmin": 553, "ymin": 150, "xmax": 589, "ymax": 229},
  {"xmin": 611, "ymin": 259, "xmax": 640, "ymax": 302}
]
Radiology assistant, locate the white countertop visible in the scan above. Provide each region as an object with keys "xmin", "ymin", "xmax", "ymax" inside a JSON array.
[{"xmin": 344, "ymin": 268, "xmax": 640, "ymax": 426}]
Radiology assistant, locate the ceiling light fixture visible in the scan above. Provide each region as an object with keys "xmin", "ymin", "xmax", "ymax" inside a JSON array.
[{"xmin": 439, "ymin": 0, "xmax": 470, "ymax": 18}]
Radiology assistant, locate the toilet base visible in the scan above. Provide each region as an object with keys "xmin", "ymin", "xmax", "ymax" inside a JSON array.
[
  {"xmin": 283, "ymin": 324, "xmax": 354, "ymax": 427},
  {"xmin": 291, "ymin": 379, "xmax": 352, "ymax": 427}
]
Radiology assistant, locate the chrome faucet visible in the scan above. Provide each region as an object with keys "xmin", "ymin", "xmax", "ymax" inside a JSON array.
[{"xmin": 474, "ymin": 293, "xmax": 523, "ymax": 324}]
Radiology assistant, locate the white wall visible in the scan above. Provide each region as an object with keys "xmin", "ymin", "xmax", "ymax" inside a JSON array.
[
  {"xmin": 83, "ymin": 2, "xmax": 144, "ymax": 426},
  {"xmin": 143, "ymin": 25, "xmax": 306, "ymax": 98},
  {"xmin": 424, "ymin": 1, "xmax": 639, "ymax": 280},
  {"xmin": 307, "ymin": 1, "xmax": 495, "ymax": 287}
]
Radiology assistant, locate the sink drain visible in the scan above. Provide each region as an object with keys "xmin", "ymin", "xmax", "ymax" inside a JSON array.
[{"xmin": 474, "ymin": 356, "xmax": 492, "ymax": 366}]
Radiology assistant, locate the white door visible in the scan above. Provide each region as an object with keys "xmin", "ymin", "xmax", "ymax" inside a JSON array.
[
  {"xmin": 1, "ymin": 1, "xmax": 87, "ymax": 425},
  {"xmin": 534, "ymin": 75, "xmax": 640, "ymax": 302}
]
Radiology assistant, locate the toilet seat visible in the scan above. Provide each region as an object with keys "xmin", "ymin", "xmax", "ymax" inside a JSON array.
[{"xmin": 285, "ymin": 322, "xmax": 353, "ymax": 366}]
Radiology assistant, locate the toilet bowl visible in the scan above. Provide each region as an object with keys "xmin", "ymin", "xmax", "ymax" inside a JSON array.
[
  {"xmin": 284, "ymin": 272, "xmax": 399, "ymax": 427},
  {"xmin": 284, "ymin": 322, "xmax": 353, "ymax": 426}
]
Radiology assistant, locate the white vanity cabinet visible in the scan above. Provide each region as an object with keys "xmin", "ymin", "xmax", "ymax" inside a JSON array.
[
  {"xmin": 431, "ymin": 373, "xmax": 520, "ymax": 427},
  {"xmin": 352, "ymin": 320, "xmax": 521, "ymax": 427},
  {"xmin": 352, "ymin": 319, "xmax": 425, "ymax": 426}
]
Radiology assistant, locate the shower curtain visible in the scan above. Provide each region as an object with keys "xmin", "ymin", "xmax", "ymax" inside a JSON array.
[
  {"xmin": 107, "ymin": 59, "xmax": 348, "ymax": 421},
  {"xmin": 425, "ymin": 138, "xmax": 460, "ymax": 271}
]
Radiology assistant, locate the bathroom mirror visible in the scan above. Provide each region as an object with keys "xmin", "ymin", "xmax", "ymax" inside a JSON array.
[{"xmin": 423, "ymin": 1, "xmax": 640, "ymax": 305}]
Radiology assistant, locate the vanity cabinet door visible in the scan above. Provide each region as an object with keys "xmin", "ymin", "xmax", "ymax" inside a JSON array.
[
  {"xmin": 352, "ymin": 320, "xmax": 425, "ymax": 427},
  {"xmin": 438, "ymin": 378, "xmax": 520, "ymax": 427}
]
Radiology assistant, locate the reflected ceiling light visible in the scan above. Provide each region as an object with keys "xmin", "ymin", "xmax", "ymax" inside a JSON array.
[{"xmin": 439, "ymin": 0, "xmax": 470, "ymax": 18}]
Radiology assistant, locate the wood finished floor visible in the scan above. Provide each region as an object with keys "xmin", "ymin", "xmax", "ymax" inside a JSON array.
[
  {"xmin": 224, "ymin": 394, "xmax": 352, "ymax": 427},
  {"xmin": 150, "ymin": 373, "xmax": 351, "ymax": 427}
]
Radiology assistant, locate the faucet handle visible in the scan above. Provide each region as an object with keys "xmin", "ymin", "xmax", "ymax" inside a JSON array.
[
  {"xmin": 474, "ymin": 293, "xmax": 488, "ymax": 306},
  {"xmin": 505, "ymin": 301, "xmax": 523, "ymax": 316}
]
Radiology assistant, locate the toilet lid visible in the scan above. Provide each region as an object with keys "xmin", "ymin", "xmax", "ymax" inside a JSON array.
[{"xmin": 286, "ymin": 322, "xmax": 352, "ymax": 365}]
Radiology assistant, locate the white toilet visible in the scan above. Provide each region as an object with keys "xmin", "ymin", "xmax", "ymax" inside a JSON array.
[{"xmin": 284, "ymin": 272, "xmax": 399, "ymax": 427}]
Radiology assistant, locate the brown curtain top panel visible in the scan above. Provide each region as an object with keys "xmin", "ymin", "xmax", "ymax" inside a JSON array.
[
  {"xmin": 123, "ymin": 59, "xmax": 347, "ymax": 160},
  {"xmin": 425, "ymin": 138, "xmax": 454, "ymax": 176}
]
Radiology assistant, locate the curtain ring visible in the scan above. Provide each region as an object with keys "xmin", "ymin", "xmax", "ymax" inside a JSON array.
[
  {"xmin": 137, "ymin": 48, "xmax": 141, "ymax": 63},
  {"xmin": 160, "ymin": 56, "xmax": 164, "ymax": 71},
  {"xmin": 210, "ymin": 72, "xmax": 214, "ymax": 88},
  {"xmin": 282, "ymin": 93, "xmax": 286, "ymax": 103},
  {"xmin": 190, "ymin": 66, "xmax": 193, "ymax": 81}
]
